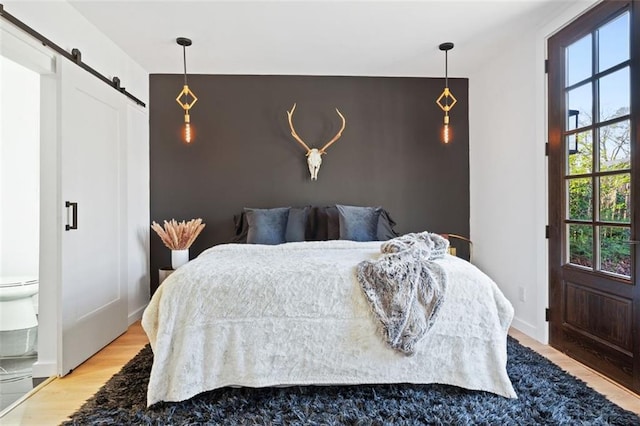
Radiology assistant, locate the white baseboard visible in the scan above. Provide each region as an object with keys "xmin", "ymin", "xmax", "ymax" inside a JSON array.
[
  {"xmin": 128, "ymin": 304, "xmax": 147, "ymax": 325},
  {"xmin": 511, "ymin": 317, "xmax": 546, "ymax": 344},
  {"xmin": 32, "ymin": 360, "xmax": 57, "ymax": 379}
]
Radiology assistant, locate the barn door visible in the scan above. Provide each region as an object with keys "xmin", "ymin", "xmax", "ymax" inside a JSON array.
[
  {"xmin": 59, "ymin": 58, "xmax": 128, "ymax": 375},
  {"xmin": 548, "ymin": 0, "xmax": 639, "ymax": 392}
]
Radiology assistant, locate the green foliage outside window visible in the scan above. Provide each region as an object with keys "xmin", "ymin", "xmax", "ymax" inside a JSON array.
[{"xmin": 567, "ymin": 109, "xmax": 630, "ymax": 275}]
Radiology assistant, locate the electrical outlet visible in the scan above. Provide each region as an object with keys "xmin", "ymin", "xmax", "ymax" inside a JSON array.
[{"xmin": 518, "ymin": 286, "xmax": 526, "ymax": 303}]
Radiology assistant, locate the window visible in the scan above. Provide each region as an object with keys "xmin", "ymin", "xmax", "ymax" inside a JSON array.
[{"xmin": 563, "ymin": 9, "xmax": 631, "ymax": 278}]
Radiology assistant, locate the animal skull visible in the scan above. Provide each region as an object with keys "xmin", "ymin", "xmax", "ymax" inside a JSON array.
[
  {"xmin": 287, "ymin": 103, "xmax": 346, "ymax": 181},
  {"xmin": 306, "ymin": 149, "xmax": 323, "ymax": 180}
]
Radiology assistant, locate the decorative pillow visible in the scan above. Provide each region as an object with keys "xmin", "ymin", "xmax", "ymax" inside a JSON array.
[
  {"xmin": 244, "ymin": 207, "xmax": 290, "ymax": 245},
  {"xmin": 336, "ymin": 204, "xmax": 382, "ymax": 242},
  {"xmin": 377, "ymin": 209, "xmax": 400, "ymax": 240},
  {"xmin": 285, "ymin": 207, "xmax": 310, "ymax": 242},
  {"xmin": 231, "ymin": 212, "xmax": 249, "ymax": 243},
  {"xmin": 326, "ymin": 206, "xmax": 340, "ymax": 240},
  {"xmin": 309, "ymin": 207, "xmax": 326, "ymax": 240},
  {"xmin": 308, "ymin": 206, "xmax": 340, "ymax": 241}
]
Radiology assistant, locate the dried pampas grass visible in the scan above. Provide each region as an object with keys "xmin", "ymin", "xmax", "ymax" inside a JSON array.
[{"xmin": 151, "ymin": 218, "xmax": 205, "ymax": 250}]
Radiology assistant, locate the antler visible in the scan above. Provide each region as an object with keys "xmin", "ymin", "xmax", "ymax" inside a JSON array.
[
  {"xmin": 319, "ymin": 108, "xmax": 346, "ymax": 153},
  {"xmin": 286, "ymin": 103, "xmax": 311, "ymax": 153}
]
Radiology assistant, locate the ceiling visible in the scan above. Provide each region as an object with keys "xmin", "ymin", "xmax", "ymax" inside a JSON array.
[{"xmin": 68, "ymin": 0, "xmax": 569, "ymax": 77}]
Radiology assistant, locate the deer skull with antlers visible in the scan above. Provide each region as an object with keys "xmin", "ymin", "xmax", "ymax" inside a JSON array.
[{"xmin": 286, "ymin": 103, "xmax": 346, "ymax": 180}]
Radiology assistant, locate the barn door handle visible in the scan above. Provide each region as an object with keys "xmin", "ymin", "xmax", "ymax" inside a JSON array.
[{"xmin": 65, "ymin": 201, "xmax": 78, "ymax": 231}]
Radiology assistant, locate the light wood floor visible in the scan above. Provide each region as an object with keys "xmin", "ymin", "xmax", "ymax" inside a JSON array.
[
  {"xmin": 1, "ymin": 324, "xmax": 639, "ymax": 425},
  {"xmin": 0, "ymin": 322, "xmax": 148, "ymax": 425}
]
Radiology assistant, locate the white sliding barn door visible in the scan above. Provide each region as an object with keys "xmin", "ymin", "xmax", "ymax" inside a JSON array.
[{"xmin": 59, "ymin": 60, "xmax": 127, "ymax": 375}]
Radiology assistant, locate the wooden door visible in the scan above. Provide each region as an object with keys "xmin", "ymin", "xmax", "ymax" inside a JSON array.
[
  {"xmin": 59, "ymin": 59, "xmax": 128, "ymax": 375},
  {"xmin": 548, "ymin": 0, "xmax": 639, "ymax": 392}
]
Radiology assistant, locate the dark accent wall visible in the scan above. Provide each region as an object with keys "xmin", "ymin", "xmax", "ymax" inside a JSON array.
[{"xmin": 150, "ymin": 74, "xmax": 469, "ymax": 293}]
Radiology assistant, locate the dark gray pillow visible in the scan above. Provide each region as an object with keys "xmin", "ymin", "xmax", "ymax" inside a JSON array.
[
  {"xmin": 336, "ymin": 204, "xmax": 382, "ymax": 242},
  {"xmin": 309, "ymin": 206, "xmax": 337, "ymax": 241},
  {"xmin": 245, "ymin": 207, "xmax": 290, "ymax": 245},
  {"xmin": 327, "ymin": 206, "xmax": 340, "ymax": 240},
  {"xmin": 377, "ymin": 209, "xmax": 400, "ymax": 240},
  {"xmin": 231, "ymin": 212, "xmax": 249, "ymax": 243},
  {"xmin": 285, "ymin": 207, "xmax": 309, "ymax": 242}
]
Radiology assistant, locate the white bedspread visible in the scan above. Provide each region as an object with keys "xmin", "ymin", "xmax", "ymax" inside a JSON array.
[{"xmin": 142, "ymin": 241, "xmax": 516, "ymax": 406}]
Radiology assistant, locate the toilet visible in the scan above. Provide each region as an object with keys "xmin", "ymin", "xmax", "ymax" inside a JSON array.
[{"xmin": 0, "ymin": 277, "xmax": 39, "ymax": 357}]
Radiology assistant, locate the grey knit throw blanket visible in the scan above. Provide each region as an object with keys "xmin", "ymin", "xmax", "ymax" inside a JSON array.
[{"xmin": 357, "ymin": 232, "xmax": 449, "ymax": 355}]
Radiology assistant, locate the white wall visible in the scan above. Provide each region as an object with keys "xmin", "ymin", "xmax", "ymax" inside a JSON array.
[
  {"xmin": 1, "ymin": 0, "xmax": 150, "ymax": 377},
  {"xmin": 469, "ymin": 0, "xmax": 600, "ymax": 343},
  {"xmin": 0, "ymin": 56, "xmax": 40, "ymax": 278},
  {"xmin": 126, "ymin": 103, "xmax": 150, "ymax": 324}
]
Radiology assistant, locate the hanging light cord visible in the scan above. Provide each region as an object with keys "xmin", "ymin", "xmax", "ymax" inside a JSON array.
[
  {"xmin": 444, "ymin": 49, "xmax": 449, "ymax": 107},
  {"xmin": 182, "ymin": 45, "xmax": 188, "ymax": 87}
]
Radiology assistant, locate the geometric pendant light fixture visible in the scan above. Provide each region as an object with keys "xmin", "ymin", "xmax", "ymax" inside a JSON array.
[
  {"xmin": 436, "ymin": 42, "xmax": 457, "ymax": 144},
  {"xmin": 175, "ymin": 37, "xmax": 198, "ymax": 144}
]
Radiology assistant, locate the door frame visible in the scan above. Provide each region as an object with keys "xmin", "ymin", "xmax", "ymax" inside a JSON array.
[{"xmin": 1, "ymin": 20, "xmax": 60, "ymax": 379}]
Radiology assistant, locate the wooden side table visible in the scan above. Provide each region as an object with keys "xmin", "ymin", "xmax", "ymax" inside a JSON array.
[
  {"xmin": 441, "ymin": 234, "xmax": 473, "ymax": 263},
  {"xmin": 159, "ymin": 267, "xmax": 175, "ymax": 285}
]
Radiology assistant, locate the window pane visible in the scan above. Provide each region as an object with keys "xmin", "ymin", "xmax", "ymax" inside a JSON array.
[
  {"xmin": 598, "ymin": 12, "xmax": 630, "ymax": 72},
  {"xmin": 568, "ymin": 177, "xmax": 592, "ymax": 220},
  {"xmin": 566, "ymin": 33, "xmax": 592, "ymax": 86},
  {"xmin": 568, "ymin": 224, "xmax": 593, "ymax": 268},
  {"xmin": 566, "ymin": 83, "xmax": 592, "ymax": 129},
  {"xmin": 599, "ymin": 226, "xmax": 630, "ymax": 277},
  {"xmin": 567, "ymin": 130, "xmax": 592, "ymax": 175},
  {"xmin": 598, "ymin": 67, "xmax": 629, "ymax": 122},
  {"xmin": 599, "ymin": 174, "xmax": 631, "ymax": 223},
  {"xmin": 599, "ymin": 120, "xmax": 630, "ymax": 171}
]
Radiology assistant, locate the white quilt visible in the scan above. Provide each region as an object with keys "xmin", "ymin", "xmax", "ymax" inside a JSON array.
[{"xmin": 142, "ymin": 241, "xmax": 516, "ymax": 406}]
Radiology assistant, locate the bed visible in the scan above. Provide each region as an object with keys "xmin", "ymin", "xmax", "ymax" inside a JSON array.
[{"xmin": 141, "ymin": 232, "xmax": 517, "ymax": 406}]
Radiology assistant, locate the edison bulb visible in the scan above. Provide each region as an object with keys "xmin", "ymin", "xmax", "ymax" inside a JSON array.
[
  {"xmin": 184, "ymin": 123, "xmax": 192, "ymax": 144},
  {"xmin": 182, "ymin": 113, "xmax": 193, "ymax": 144}
]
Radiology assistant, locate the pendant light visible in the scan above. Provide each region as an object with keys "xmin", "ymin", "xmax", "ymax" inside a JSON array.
[
  {"xmin": 436, "ymin": 42, "xmax": 457, "ymax": 144},
  {"xmin": 175, "ymin": 37, "xmax": 198, "ymax": 144}
]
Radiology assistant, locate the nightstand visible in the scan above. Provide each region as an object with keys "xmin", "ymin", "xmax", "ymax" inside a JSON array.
[{"xmin": 159, "ymin": 267, "xmax": 175, "ymax": 285}]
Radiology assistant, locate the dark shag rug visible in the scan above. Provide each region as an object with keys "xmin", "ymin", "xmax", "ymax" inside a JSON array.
[{"xmin": 63, "ymin": 337, "xmax": 640, "ymax": 425}]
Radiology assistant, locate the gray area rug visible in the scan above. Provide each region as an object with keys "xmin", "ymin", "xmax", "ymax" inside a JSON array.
[{"xmin": 63, "ymin": 337, "xmax": 640, "ymax": 425}]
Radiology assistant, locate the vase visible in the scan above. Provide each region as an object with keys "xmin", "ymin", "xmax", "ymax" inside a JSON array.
[{"xmin": 171, "ymin": 249, "xmax": 189, "ymax": 269}]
